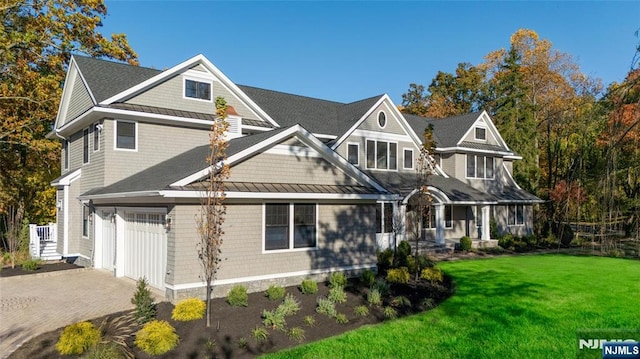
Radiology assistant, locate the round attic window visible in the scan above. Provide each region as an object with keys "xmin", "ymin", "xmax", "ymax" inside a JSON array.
[{"xmin": 378, "ymin": 111, "xmax": 387, "ymax": 128}]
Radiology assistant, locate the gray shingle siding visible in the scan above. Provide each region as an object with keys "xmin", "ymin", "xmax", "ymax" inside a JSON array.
[{"xmin": 65, "ymin": 66, "xmax": 94, "ymax": 122}]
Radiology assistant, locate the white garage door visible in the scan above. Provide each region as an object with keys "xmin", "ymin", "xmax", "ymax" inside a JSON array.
[{"xmin": 124, "ymin": 211, "xmax": 167, "ymax": 290}]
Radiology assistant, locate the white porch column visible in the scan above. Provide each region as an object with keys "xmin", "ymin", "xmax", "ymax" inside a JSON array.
[
  {"xmin": 63, "ymin": 185, "xmax": 69, "ymax": 255},
  {"xmin": 435, "ymin": 204, "xmax": 445, "ymax": 245},
  {"xmin": 94, "ymin": 211, "xmax": 103, "ymax": 269},
  {"xmin": 115, "ymin": 210, "xmax": 125, "ymax": 278},
  {"xmin": 481, "ymin": 205, "xmax": 491, "ymax": 240},
  {"xmin": 397, "ymin": 203, "xmax": 407, "ymax": 244}
]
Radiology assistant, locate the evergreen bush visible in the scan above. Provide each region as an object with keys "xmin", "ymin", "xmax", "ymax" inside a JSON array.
[
  {"xmin": 376, "ymin": 248, "xmax": 394, "ymax": 275},
  {"xmin": 300, "ymin": 279, "xmax": 318, "ymax": 295},
  {"xmin": 171, "ymin": 298, "xmax": 206, "ymax": 321},
  {"xmin": 459, "ymin": 236, "xmax": 472, "ymax": 251},
  {"xmin": 328, "ymin": 272, "xmax": 347, "ymax": 288},
  {"xmin": 420, "ymin": 267, "xmax": 444, "ymax": 284},
  {"xmin": 134, "ymin": 320, "xmax": 179, "ymax": 355},
  {"xmin": 265, "ymin": 285, "xmax": 286, "ymax": 301},
  {"xmin": 56, "ymin": 322, "xmax": 101, "ymax": 355},
  {"xmin": 227, "ymin": 285, "xmax": 248, "ymax": 307},
  {"xmin": 359, "ymin": 269, "xmax": 376, "ymax": 287},
  {"xmin": 131, "ymin": 277, "xmax": 156, "ymax": 323},
  {"xmin": 386, "ymin": 267, "xmax": 410, "ymax": 284}
]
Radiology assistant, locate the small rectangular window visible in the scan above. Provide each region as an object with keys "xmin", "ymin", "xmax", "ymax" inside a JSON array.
[
  {"xmin": 93, "ymin": 124, "xmax": 100, "ymax": 152},
  {"xmin": 83, "ymin": 128, "xmax": 89, "ymax": 164},
  {"xmin": 116, "ymin": 121, "xmax": 136, "ymax": 150},
  {"xmin": 389, "ymin": 143, "xmax": 397, "ymax": 170},
  {"xmin": 403, "ymin": 149, "xmax": 414, "ymax": 169},
  {"xmin": 376, "ymin": 141, "xmax": 388, "ymax": 169},
  {"xmin": 63, "ymin": 140, "xmax": 69, "ymax": 170},
  {"xmin": 475, "ymin": 127, "xmax": 486, "ymax": 140},
  {"xmin": 467, "ymin": 154, "xmax": 475, "ymax": 177},
  {"xmin": 508, "ymin": 205, "xmax": 525, "ymax": 226},
  {"xmin": 185, "ymin": 79, "xmax": 211, "ymax": 100},
  {"xmin": 366, "ymin": 140, "xmax": 376, "ymax": 168},
  {"xmin": 445, "ymin": 205, "xmax": 453, "ymax": 228},
  {"xmin": 82, "ymin": 205, "xmax": 89, "ymax": 237},
  {"xmin": 347, "ymin": 143, "xmax": 359, "ymax": 166}
]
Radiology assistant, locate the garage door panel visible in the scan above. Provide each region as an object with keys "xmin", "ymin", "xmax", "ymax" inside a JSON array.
[{"xmin": 124, "ymin": 211, "xmax": 167, "ymax": 290}]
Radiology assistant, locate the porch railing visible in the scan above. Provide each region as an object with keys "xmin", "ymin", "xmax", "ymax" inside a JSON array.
[{"xmin": 29, "ymin": 223, "xmax": 57, "ymax": 259}]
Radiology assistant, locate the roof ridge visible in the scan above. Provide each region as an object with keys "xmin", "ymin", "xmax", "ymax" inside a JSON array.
[{"xmin": 238, "ymin": 84, "xmax": 349, "ymax": 106}]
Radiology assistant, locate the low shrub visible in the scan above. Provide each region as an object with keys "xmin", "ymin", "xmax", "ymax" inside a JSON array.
[
  {"xmin": 316, "ymin": 297, "xmax": 337, "ymax": 318},
  {"xmin": 390, "ymin": 295, "xmax": 411, "ymax": 308},
  {"xmin": 420, "ymin": 267, "xmax": 444, "ymax": 284},
  {"xmin": 265, "ymin": 285, "xmax": 286, "ymax": 301},
  {"xmin": 171, "ymin": 298, "xmax": 205, "ymax": 321},
  {"xmin": 523, "ymin": 234, "xmax": 539, "ymax": 247},
  {"xmin": 21, "ymin": 259, "xmax": 40, "ymax": 271},
  {"xmin": 335, "ymin": 313, "xmax": 349, "ymax": 324},
  {"xmin": 251, "ymin": 327, "xmax": 269, "ymax": 344},
  {"xmin": 359, "ymin": 269, "xmax": 376, "ymax": 287},
  {"xmin": 386, "ymin": 267, "xmax": 410, "ymax": 284},
  {"xmin": 514, "ymin": 240, "xmax": 528, "ymax": 252},
  {"xmin": 303, "ymin": 315, "xmax": 316, "ymax": 327},
  {"xmin": 354, "ymin": 305, "xmax": 369, "ymax": 317},
  {"xmin": 328, "ymin": 272, "xmax": 347, "ymax": 288},
  {"xmin": 134, "ymin": 320, "xmax": 179, "ymax": 356},
  {"xmin": 131, "ymin": 277, "xmax": 156, "ymax": 324},
  {"xmin": 498, "ymin": 233, "xmax": 515, "ymax": 249},
  {"xmin": 371, "ymin": 278, "xmax": 390, "ymax": 296},
  {"xmin": 287, "ymin": 327, "xmax": 306, "ymax": 343},
  {"xmin": 459, "ymin": 236, "xmax": 472, "ymax": 251},
  {"xmin": 396, "ymin": 240, "xmax": 412, "ymax": 267},
  {"xmin": 56, "ymin": 322, "xmax": 101, "ymax": 355},
  {"xmin": 416, "ymin": 254, "xmax": 435, "ymax": 271},
  {"xmin": 328, "ymin": 285, "xmax": 347, "ymax": 304},
  {"xmin": 367, "ymin": 288, "xmax": 382, "ymax": 307},
  {"xmin": 80, "ymin": 342, "xmax": 123, "ymax": 359},
  {"xmin": 383, "ymin": 306, "xmax": 398, "ymax": 319},
  {"xmin": 278, "ymin": 293, "xmax": 301, "ymax": 316},
  {"xmin": 421, "ymin": 298, "xmax": 436, "ymax": 309},
  {"xmin": 227, "ymin": 285, "xmax": 248, "ymax": 307},
  {"xmin": 300, "ymin": 279, "xmax": 318, "ymax": 295},
  {"xmin": 262, "ymin": 309, "xmax": 286, "ymax": 331},
  {"xmin": 376, "ymin": 248, "xmax": 394, "ymax": 275},
  {"xmin": 237, "ymin": 337, "xmax": 248, "ymax": 349}
]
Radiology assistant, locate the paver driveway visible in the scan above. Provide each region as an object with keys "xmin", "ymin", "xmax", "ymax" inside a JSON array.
[{"xmin": 0, "ymin": 269, "xmax": 161, "ymax": 358}]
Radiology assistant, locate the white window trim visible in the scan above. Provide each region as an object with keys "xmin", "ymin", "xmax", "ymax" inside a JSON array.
[
  {"xmin": 465, "ymin": 154, "xmax": 495, "ymax": 180},
  {"xmin": 82, "ymin": 127, "xmax": 90, "ymax": 165},
  {"xmin": 346, "ymin": 142, "xmax": 360, "ymax": 166},
  {"xmin": 403, "ymin": 148, "xmax": 414, "ymax": 170},
  {"xmin": 93, "ymin": 123, "xmax": 100, "ymax": 152},
  {"xmin": 262, "ymin": 203, "xmax": 319, "ymax": 254},
  {"xmin": 183, "ymin": 75, "xmax": 213, "ymax": 103},
  {"xmin": 114, "ymin": 120, "xmax": 138, "ymax": 152},
  {"xmin": 507, "ymin": 204, "xmax": 525, "ymax": 227},
  {"xmin": 445, "ymin": 205, "xmax": 453, "ymax": 229},
  {"xmin": 377, "ymin": 110, "xmax": 387, "ymax": 129},
  {"xmin": 365, "ymin": 139, "xmax": 398, "ymax": 171},
  {"xmin": 474, "ymin": 126, "xmax": 487, "ymax": 141}
]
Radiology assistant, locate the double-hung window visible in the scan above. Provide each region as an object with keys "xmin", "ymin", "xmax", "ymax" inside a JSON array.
[
  {"xmin": 508, "ymin": 204, "xmax": 524, "ymax": 226},
  {"xmin": 265, "ymin": 203, "xmax": 317, "ymax": 251},
  {"xmin": 375, "ymin": 202, "xmax": 394, "ymax": 234},
  {"xmin": 82, "ymin": 128, "xmax": 89, "ymax": 164},
  {"xmin": 445, "ymin": 205, "xmax": 453, "ymax": 228},
  {"xmin": 185, "ymin": 79, "xmax": 212, "ymax": 101},
  {"xmin": 366, "ymin": 140, "xmax": 397, "ymax": 170},
  {"xmin": 466, "ymin": 154, "xmax": 494, "ymax": 179},
  {"xmin": 115, "ymin": 120, "xmax": 137, "ymax": 150},
  {"xmin": 403, "ymin": 148, "xmax": 414, "ymax": 169},
  {"xmin": 347, "ymin": 143, "xmax": 359, "ymax": 165}
]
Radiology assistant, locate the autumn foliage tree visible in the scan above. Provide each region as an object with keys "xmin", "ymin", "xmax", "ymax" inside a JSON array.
[
  {"xmin": 196, "ymin": 97, "xmax": 230, "ymax": 328},
  {"xmin": 0, "ymin": 0, "xmax": 137, "ymax": 244}
]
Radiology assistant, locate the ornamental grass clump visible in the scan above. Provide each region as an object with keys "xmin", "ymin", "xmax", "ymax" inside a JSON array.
[
  {"xmin": 262, "ymin": 309, "xmax": 287, "ymax": 331},
  {"xmin": 367, "ymin": 288, "xmax": 382, "ymax": 307},
  {"xmin": 359, "ymin": 269, "xmax": 376, "ymax": 287},
  {"xmin": 300, "ymin": 279, "xmax": 318, "ymax": 295},
  {"xmin": 278, "ymin": 293, "xmax": 301, "ymax": 316},
  {"xmin": 354, "ymin": 305, "xmax": 369, "ymax": 317},
  {"xmin": 328, "ymin": 272, "xmax": 347, "ymax": 288},
  {"xmin": 172, "ymin": 298, "xmax": 206, "ymax": 321},
  {"xmin": 56, "ymin": 321, "xmax": 101, "ymax": 355},
  {"xmin": 328, "ymin": 285, "xmax": 347, "ymax": 303},
  {"xmin": 287, "ymin": 327, "xmax": 306, "ymax": 343},
  {"xmin": 227, "ymin": 285, "xmax": 248, "ymax": 307},
  {"xmin": 134, "ymin": 320, "xmax": 179, "ymax": 355},
  {"xmin": 265, "ymin": 285, "xmax": 286, "ymax": 301},
  {"xmin": 316, "ymin": 297, "xmax": 337, "ymax": 318}
]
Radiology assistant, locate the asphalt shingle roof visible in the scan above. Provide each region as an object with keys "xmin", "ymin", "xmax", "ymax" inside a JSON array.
[
  {"xmin": 73, "ymin": 56, "xmax": 162, "ymax": 103},
  {"xmin": 238, "ymin": 85, "xmax": 382, "ymax": 136}
]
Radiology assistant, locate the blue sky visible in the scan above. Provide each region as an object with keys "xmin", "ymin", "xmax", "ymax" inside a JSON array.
[{"xmin": 102, "ymin": 1, "xmax": 639, "ymax": 104}]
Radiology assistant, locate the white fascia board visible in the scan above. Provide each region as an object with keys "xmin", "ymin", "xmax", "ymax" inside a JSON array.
[
  {"xmin": 313, "ymin": 133, "xmax": 337, "ymax": 140},
  {"xmin": 434, "ymin": 163, "xmax": 449, "ymax": 178},
  {"xmin": 401, "ymin": 187, "xmax": 451, "ymax": 204},
  {"xmin": 55, "ymin": 58, "xmax": 98, "ymax": 130},
  {"xmin": 51, "ymin": 169, "xmax": 82, "ymax": 186},
  {"xmin": 502, "ymin": 162, "xmax": 522, "ymax": 190},
  {"xmin": 99, "ymin": 54, "xmax": 280, "ymax": 128},
  {"xmin": 332, "ymin": 94, "xmax": 421, "ymax": 150},
  {"xmin": 78, "ymin": 191, "xmax": 160, "ymax": 201},
  {"xmin": 160, "ymin": 190, "xmax": 399, "ymax": 201},
  {"xmin": 504, "ymin": 154, "xmax": 523, "ymax": 160},
  {"xmin": 496, "ymin": 199, "xmax": 544, "ymax": 204},
  {"xmin": 435, "ymin": 146, "xmax": 515, "ymax": 157},
  {"xmin": 242, "ymin": 125, "xmax": 272, "ymax": 132},
  {"xmin": 351, "ymin": 129, "xmax": 413, "ymax": 143}
]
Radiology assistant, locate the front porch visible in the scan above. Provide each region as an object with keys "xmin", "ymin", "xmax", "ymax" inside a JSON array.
[{"xmin": 28, "ymin": 223, "xmax": 62, "ymax": 261}]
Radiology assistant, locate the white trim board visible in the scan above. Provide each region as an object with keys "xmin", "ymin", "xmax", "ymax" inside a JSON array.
[{"xmin": 164, "ymin": 263, "xmax": 377, "ymax": 291}]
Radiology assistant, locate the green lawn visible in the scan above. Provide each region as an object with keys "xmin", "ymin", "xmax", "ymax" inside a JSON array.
[{"xmin": 265, "ymin": 255, "xmax": 640, "ymax": 359}]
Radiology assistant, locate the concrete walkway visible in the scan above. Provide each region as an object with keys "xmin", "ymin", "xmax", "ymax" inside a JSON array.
[{"xmin": 0, "ymin": 269, "xmax": 161, "ymax": 358}]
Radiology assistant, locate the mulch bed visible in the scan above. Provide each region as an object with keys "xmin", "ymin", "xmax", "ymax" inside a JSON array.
[
  {"xmin": 0, "ymin": 261, "xmax": 81, "ymax": 278},
  {"xmin": 8, "ymin": 277, "xmax": 454, "ymax": 359}
]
